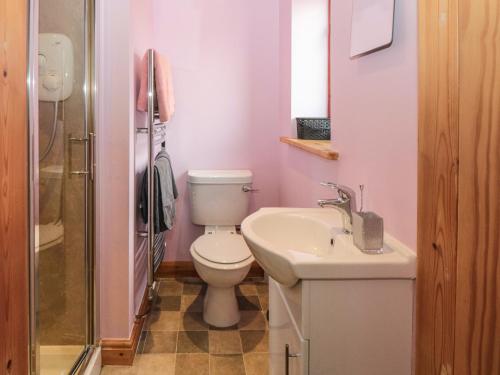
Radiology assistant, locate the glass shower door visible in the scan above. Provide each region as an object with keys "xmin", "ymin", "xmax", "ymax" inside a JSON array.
[{"xmin": 33, "ymin": 0, "xmax": 94, "ymax": 373}]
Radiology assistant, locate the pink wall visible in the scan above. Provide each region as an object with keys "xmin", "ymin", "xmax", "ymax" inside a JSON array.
[
  {"xmin": 131, "ymin": 0, "xmax": 154, "ymax": 324},
  {"xmin": 97, "ymin": 0, "xmax": 154, "ymax": 340},
  {"xmin": 279, "ymin": 0, "xmax": 417, "ymax": 249},
  {"xmin": 152, "ymin": 0, "xmax": 282, "ymax": 261},
  {"xmin": 331, "ymin": 0, "xmax": 417, "ymax": 249},
  {"xmin": 97, "ymin": 0, "xmax": 134, "ymax": 340},
  {"xmin": 97, "ymin": 0, "xmax": 417, "ymax": 341}
]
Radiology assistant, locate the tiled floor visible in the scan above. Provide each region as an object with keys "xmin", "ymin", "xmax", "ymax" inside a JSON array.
[{"xmin": 101, "ymin": 277, "xmax": 269, "ymax": 375}]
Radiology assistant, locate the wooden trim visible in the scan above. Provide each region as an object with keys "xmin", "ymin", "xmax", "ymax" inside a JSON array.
[
  {"xmin": 454, "ymin": 1, "xmax": 500, "ymax": 373},
  {"xmin": 280, "ymin": 137, "xmax": 339, "ymax": 160},
  {"xmin": 0, "ymin": 0, "xmax": 30, "ymax": 374},
  {"xmin": 156, "ymin": 261, "xmax": 264, "ymax": 279},
  {"xmin": 101, "ymin": 289, "xmax": 151, "ymax": 366},
  {"xmin": 417, "ymin": 0, "xmax": 500, "ymax": 374},
  {"xmin": 416, "ymin": 0, "xmax": 459, "ymax": 373}
]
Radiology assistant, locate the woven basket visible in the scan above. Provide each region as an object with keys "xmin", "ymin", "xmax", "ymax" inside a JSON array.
[{"xmin": 296, "ymin": 118, "xmax": 331, "ymax": 140}]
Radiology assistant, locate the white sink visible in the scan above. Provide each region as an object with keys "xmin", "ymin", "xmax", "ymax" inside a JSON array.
[{"xmin": 241, "ymin": 208, "xmax": 416, "ymax": 286}]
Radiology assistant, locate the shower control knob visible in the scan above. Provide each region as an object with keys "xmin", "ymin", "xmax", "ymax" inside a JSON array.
[{"xmin": 43, "ymin": 72, "xmax": 62, "ymax": 91}]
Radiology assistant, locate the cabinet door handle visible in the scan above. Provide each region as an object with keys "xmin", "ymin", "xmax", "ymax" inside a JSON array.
[{"xmin": 285, "ymin": 344, "xmax": 299, "ymax": 375}]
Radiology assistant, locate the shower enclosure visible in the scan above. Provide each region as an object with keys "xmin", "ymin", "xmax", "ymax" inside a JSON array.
[{"xmin": 29, "ymin": 0, "xmax": 96, "ymax": 373}]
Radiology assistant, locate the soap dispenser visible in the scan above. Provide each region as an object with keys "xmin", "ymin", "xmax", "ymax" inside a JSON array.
[{"xmin": 352, "ymin": 185, "xmax": 384, "ymax": 253}]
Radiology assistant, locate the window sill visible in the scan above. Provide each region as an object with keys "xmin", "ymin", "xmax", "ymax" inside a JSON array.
[{"xmin": 280, "ymin": 137, "xmax": 339, "ymax": 160}]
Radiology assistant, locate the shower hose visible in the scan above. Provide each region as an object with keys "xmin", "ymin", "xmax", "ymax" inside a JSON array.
[{"xmin": 39, "ymin": 99, "xmax": 59, "ymax": 162}]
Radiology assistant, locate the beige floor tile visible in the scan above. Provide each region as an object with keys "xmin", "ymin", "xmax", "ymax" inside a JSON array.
[
  {"xmin": 175, "ymin": 353, "xmax": 209, "ymax": 375},
  {"xmin": 255, "ymin": 283, "xmax": 269, "ymax": 296},
  {"xmin": 209, "ymin": 324, "xmax": 239, "ymax": 331},
  {"xmin": 153, "ymin": 296, "xmax": 181, "ymax": 311},
  {"xmin": 176, "ymin": 331, "xmax": 209, "ymax": 353},
  {"xmin": 240, "ymin": 330, "xmax": 269, "ymax": 353},
  {"xmin": 244, "ymin": 276, "xmax": 265, "ymax": 283},
  {"xmin": 244, "ymin": 353, "xmax": 269, "ymax": 375},
  {"xmin": 238, "ymin": 311, "xmax": 267, "ymax": 331},
  {"xmin": 136, "ymin": 331, "xmax": 147, "ymax": 354},
  {"xmin": 235, "ymin": 284, "xmax": 258, "ymax": 296},
  {"xmin": 145, "ymin": 311, "xmax": 180, "ymax": 332},
  {"xmin": 176, "ymin": 276, "xmax": 203, "ymax": 284},
  {"xmin": 237, "ymin": 296, "xmax": 261, "ymax": 311},
  {"xmin": 259, "ymin": 294, "xmax": 269, "ymax": 312},
  {"xmin": 104, "ymin": 277, "xmax": 272, "ymax": 374},
  {"xmin": 209, "ymin": 354, "xmax": 246, "ymax": 375},
  {"xmin": 131, "ymin": 353, "xmax": 143, "ymax": 367},
  {"xmin": 180, "ymin": 312, "xmax": 209, "ymax": 331},
  {"xmin": 182, "ymin": 282, "xmax": 206, "ymax": 295},
  {"xmin": 209, "ymin": 330, "xmax": 242, "ymax": 354},
  {"xmin": 180, "ymin": 294, "xmax": 204, "ymax": 312},
  {"xmin": 136, "ymin": 353, "xmax": 175, "ymax": 375},
  {"xmin": 100, "ymin": 366, "xmax": 138, "ymax": 375},
  {"xmin": 143, "ymin": 331, "xmax": 177, "ymax": 353},
  {"xmin": 158, "ymin": 280, "xmax": 183, "ymax": 296}
]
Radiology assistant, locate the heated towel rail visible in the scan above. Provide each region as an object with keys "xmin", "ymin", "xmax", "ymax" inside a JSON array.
[{"xmin": 136, "ymin": 49, "xmax": 167, "ymax": 301}]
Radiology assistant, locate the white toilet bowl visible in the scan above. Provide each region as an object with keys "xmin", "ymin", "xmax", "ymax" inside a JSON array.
[
  {"xmin": 187, "ymin": 169, "xmax": 255, "ymax": 327},
  {"xmin": 190, "ymin": 232, "xmax": 254, "ymax": 327}
]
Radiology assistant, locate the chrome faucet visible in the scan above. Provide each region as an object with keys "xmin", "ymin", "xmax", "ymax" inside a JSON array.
[{"xmin": 318, "ymin": 182, "xmax": 355, "ymax": 234}]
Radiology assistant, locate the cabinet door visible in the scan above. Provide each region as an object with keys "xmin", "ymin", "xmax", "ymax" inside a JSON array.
[{"xmin": 269, "ymin": 279, "xmax": 309, "ymax": 375}]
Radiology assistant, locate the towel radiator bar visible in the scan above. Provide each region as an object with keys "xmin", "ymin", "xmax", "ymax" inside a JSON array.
[{"xmin": 136, "ymin": 49, "xmax": 168, "ymax": 302}]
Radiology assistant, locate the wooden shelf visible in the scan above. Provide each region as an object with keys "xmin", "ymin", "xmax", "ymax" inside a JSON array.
[{"xmin": 280, "ymin": 137, "xmax": 339, "ymax": 160}]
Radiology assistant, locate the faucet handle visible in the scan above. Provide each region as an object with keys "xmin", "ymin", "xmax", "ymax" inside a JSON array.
[
  {"xmin": 320, "ymin": 181, "xmax": 339, "ymax": 189},
  {"xmin": 320, "ymin": 182, "xmax": 352, "ymax": 201}
]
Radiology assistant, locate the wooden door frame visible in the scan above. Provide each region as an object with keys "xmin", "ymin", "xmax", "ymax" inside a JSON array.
[
  {"xmin": 416, "ymin": 0, "xmax": 459, "ymax": 373},
  {"xmin": 416, "ymin": 0, "xmax": 499, "ymax": 374},
  {"xmin": 0, "ymin": 0, "xmax": 30, "ymax": 374}
]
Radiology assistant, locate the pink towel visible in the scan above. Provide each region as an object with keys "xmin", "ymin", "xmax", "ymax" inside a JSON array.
[{"xmin": 137, "ymin": 50, "xmax": 175, "ymax": 123}]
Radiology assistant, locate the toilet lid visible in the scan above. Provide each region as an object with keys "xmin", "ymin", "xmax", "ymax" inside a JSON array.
[{"xmin": 193, "ymin": 234, "xmax": 252, "ymax": 264}]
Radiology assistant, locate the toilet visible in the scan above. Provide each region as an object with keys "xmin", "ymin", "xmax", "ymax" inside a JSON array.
[{"xmin": 188, "ymin": 170, "xmax": 255, "ymax": 327}]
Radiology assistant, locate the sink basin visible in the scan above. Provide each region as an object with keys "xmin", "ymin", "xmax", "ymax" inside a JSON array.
[{"xmin": 241, "ymin": 208, "xmax": 416, "ymax": 286}]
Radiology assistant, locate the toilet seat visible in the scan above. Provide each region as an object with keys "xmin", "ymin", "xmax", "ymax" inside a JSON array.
[{"xmin": 193, "ymin": 233, "xmax": 252, "ymax": 265}]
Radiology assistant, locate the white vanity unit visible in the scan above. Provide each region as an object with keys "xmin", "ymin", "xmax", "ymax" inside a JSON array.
[
  {"xmin": 269, "ymin": 277, "xmax": 414, "ymax": 375},
  {"xmin": 241, "ymin": 208, "xmax": 416, "ymax": 375}
]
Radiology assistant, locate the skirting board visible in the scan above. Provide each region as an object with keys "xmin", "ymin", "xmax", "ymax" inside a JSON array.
[
  {"xmin": 100, "ymin": 288, "xmax": 150, "ymax": 366},
  {"xmin": 156, "ymin": 261, "xmax": 264, "ymax": 279}
]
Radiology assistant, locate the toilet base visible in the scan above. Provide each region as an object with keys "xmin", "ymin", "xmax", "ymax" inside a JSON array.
[{"xmin": 203, "ymin": 285, "xmax": 240, "ymax": 327}]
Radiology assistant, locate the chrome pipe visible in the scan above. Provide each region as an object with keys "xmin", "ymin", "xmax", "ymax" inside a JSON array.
[
  {"xmin": 27, "ymin": 0, "xmax": 40, "ymax": 372},
  {"xmin": 147, "ymin": 49, "xmax": 155, "ymax": 301},
  {"xmin": 83, "ymin": 0, "xmax": 97, "ymax": 350}
]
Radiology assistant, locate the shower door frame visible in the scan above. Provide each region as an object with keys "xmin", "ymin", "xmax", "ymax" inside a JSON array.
[{"xmin": 27, "ymin": 0, "xmax": 97, "ymax": 373}]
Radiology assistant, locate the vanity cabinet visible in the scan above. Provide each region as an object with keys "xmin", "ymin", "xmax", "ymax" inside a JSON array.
[
  {"xmin": 268, "ymin": 277, "xmax": 414, "ymax": 375},
  {"xmin": 269, "ymin": 278, "xmax": 309, "ymax": 375}
]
